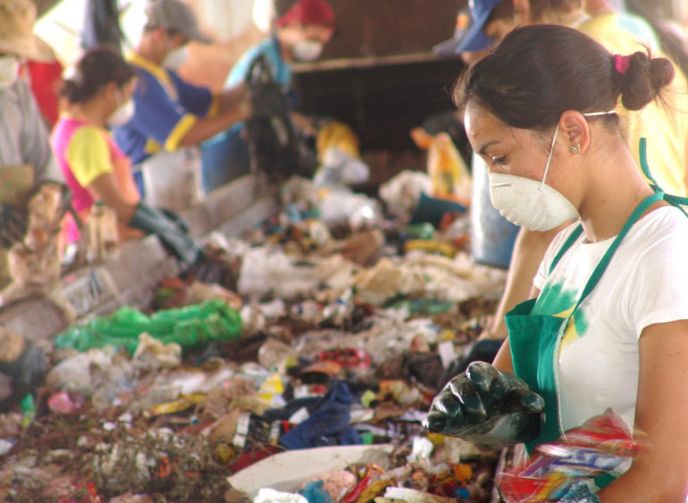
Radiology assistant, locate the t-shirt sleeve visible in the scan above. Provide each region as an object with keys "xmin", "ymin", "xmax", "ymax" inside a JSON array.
[
  {"xmin": 625, "ymin": 221, "xmax": 688, "ymax": 336},
  {"xmin": 66, "ymin": 127, "xmax": 113, "ymax": 187},
  {"xmin": 129, "ymin": 74, "xmax": 197, "ymax": 152},
  {"xmin": 168, "ymin": 70, "xmax": 212, "ymax": 117}
]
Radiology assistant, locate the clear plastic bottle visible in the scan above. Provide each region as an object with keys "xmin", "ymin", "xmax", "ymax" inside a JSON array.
[{"xmin": 87, "ymin": 201, "xmax": 119, "ymax": 263}]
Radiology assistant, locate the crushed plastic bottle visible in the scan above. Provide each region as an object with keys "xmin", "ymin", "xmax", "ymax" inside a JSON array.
[{"xmin": 54, "ymin": 300, "xmax": 242, "ymax": 355}]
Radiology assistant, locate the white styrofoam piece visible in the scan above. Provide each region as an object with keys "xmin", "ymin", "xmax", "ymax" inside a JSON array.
[{"xmin": 227, "ymin": 444, "xmax": 393, "ymax": 497}]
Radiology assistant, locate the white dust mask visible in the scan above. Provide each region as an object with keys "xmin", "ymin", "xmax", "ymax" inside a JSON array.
[
  {"xmin": 164, "ymin": 46, "xmax": 189, "ymax": 70},
  {"xmin": 292, "ymin": 40, "xmax": 323, "ymax": 61},
  {"xmin": 488, "ymin": 110, "xmax": 615, "ymax": 231},
  {"xmin": 108, "ymin": 98, "xmax": 135, "ymax": 126},
  {"xmin": 0, "ymin": 57, "xmax": 19, "ymax": 91}
]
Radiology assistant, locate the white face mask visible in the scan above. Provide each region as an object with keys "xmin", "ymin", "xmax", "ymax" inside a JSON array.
[
  {"xmin": 108, "ymin": 99, "xmax": 135, "ymax": 126},
  {"xmin": 0, "ymin": 56, "xmax": 19, "ymax": 91},
  {"xmin": 292, "ymin": 40, "xmax": 323, "ymax": 62},
  {"xmin": 164, "ymin": 46, "xmax": 189, "ymax": 70},
  {"xmin": 488, "ymin": 110, "xmax": 615, "ymax": 231}
]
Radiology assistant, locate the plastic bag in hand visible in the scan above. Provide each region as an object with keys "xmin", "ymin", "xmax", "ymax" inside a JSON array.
[{"xmin": 423, "ymin": 361, "xmax": 544, "ymax": 448}]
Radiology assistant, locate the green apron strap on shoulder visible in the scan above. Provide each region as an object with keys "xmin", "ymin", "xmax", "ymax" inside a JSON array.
[
  {"xmin": 549, "ymin": 225, "xmax": 583, "ymax": 274},
  {"xmin": 639, "ymin": 137, "xmax": 688, "ymax": 216},
  {"xmin": 572, "ymin": 192, "xmax": 663, "ymax": 313}
]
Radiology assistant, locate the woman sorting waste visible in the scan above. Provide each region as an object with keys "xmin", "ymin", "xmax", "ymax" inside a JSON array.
[
  {"xmin": 52, "ymin": 47, "xmax": 202, "ymax": 266},
  {"xmin": 425, "ymin": 24, "xmax": 688, "ymax": 501}
]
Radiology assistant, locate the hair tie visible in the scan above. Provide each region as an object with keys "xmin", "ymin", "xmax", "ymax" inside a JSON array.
[{"xmin": 614, "ymin": 54, "xmax": 631, "ymax": 75}]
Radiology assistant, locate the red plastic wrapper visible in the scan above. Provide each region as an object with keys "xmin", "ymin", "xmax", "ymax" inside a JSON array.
[{"xmin": 496, "ymin": 409, "xmax": 643, "ymax": 502}]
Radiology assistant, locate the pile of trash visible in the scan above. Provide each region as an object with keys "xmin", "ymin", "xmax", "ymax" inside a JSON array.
[{"xmin": 0, "ymin": 172, "xmax": 507, "ymax": 502}]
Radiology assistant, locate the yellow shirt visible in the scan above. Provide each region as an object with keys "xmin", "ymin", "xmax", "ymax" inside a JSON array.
[{"xmin": 579, "ymin": 14, "xmax": 688, "ymax": 195}]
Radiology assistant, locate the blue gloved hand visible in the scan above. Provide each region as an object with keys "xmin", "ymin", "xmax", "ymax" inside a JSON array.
[
  {"xmin": 557, "ymin": 481, "xmax": 601, "ymax": 502},
  {"xmin": 423, "ymin": 361, "xmax": 544, "ymax": 449}
]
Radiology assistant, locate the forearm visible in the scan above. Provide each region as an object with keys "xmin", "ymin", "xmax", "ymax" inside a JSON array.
[
  {"xmin": 491, "ymin": 339, "xmax": 513, "ymax": 374},
  {"xmin": 88, "ymin": 174, "xmax": 137, "ymax": 224},
  {"xmin": 291, "ymin": 111, "xmax": 315, "ymax": 135},
  {"xmin": 179, "ymin": 109, "xmax": 245, "ymax": 147},
  {"xmin": 216, "ymin": 84, "xmax": 249, "ymax": 116},
  {"xmin": 597, "ymin": 459, "xmax": 687, "ymax": 502}
]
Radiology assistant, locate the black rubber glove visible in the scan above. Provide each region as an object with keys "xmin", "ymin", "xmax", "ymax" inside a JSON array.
[
  {"xmin": 129, "ymin": 202, "xmax": 203, "ymax": 266},
  {"xmin": 158, "ymin": 207, "xmax": 190, "ymax": 233},
  {"xmin": 0, "ymin": 203, "xmax": 28, "ymax": 248},
  {"xmin": 423, "ymin": 361, "xmax": 544, "ymax": 448},
  {"xmin": 0, "ymin": 335, "xmax": 47, "ymax": 412}
]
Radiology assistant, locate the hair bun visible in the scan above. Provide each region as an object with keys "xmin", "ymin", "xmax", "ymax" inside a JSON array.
[{"xmin": 617, "ymin": 51, "xmax": 675, "ymax": 111}]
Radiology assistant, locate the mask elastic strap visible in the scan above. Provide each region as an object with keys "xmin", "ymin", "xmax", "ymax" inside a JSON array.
[
  {"xmin": 541, "ymin": 110, "xmax": 615, "ymax": 186},
  {"xmin": 582, "ymin": 110, "xmax": 616, "ymax": 117},
  {"xmin": 541, "ymin": 123, "xmax": 559, "ymax": 187}
]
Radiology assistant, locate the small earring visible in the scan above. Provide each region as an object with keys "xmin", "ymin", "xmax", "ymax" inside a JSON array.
[{"xmin": 570, "ymin": 144, "xmax": 581, "ymax": 154}]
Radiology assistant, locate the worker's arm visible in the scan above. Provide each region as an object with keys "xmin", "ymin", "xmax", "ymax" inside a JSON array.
[
  {"xmin": 87, "ymin": 172, "xmax": 137, "ymax": 224},
  {"xmin": 128, "ymin": 76, "xmax": 251, "ymax": 152},
  {"xmin": 491, "ymin": 284, "xmax": 541, "ymax": 375},
  {"xmin": 177, "ymin": 104, "xmax": 250, "ymax": 147},
  {"xmin": 214, "ymin": 84, "xmax": 250, "ymax": 115},
  {"xmin": 16, "ymin": 80, "xmax": 62, "ymax": 182},
  {"xmin": 483, "ymin": 225, "xmax": 563, "ymax": 339},
  {"xmin": 596, "ymin": 320, "xmax": 688, "ymax": 502},
  {"xmin": 291, "ymin": 111, "xmax": 316, "ymax": 136}
]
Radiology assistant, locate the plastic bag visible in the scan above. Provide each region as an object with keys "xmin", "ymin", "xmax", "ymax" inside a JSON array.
[
  {"xmin": 379, "ymin": 171, "xmax": 433, "ymax": 219},
  {"xmin": 426, "ymin": 132, "xmax": 471, "ymax": 203},
  {"xmin": 54, "ymin": 300, "xmax": 242, "ymax": 355},
  {"xmin": 497, "ymin": 410, "xmax": 642, "ymax": 502}
]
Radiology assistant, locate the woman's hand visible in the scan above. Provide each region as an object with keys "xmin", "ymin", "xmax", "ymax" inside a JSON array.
[{"xmin": 424, "ymin": 361, "xmax": 544, "ymax": 448}]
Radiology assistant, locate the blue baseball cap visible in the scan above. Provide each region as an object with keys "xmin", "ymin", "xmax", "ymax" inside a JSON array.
[
  {"xmin": 433, "ymin": 9, "xmax": 470, "ymax": 58},
  {"xmin": 454, "ymin": 0, "xmax": 503, "ymax": 53}
]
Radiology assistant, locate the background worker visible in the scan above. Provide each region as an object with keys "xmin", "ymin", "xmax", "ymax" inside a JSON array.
[
  {"xmin": 113, "ymin": 0, "xmax": 251, "ymax": 209},
  {"xmin": 200, "ymin": 0, "xmax": 335, "ymax": 189},
  {"xmin": 54, "ymin": 47, "xmax": 203, "ymax": 266}
]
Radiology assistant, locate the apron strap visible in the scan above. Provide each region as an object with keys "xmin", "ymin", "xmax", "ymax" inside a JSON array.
[
  {"xmin": 549, "ymin": 225, "xmax": 584, "ymax": 274},
  {"xmin": 571, "ymin": 191, "xmax": 664, "ymax": 314},
  {"xmin": 639, "ymin": 137, "xmax": 688, "ymax": 217}
]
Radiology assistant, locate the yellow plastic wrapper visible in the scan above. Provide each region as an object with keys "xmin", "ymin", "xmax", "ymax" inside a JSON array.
[
  {"xmin": 148, "ymin": 392, "xmax": 206, "ymax": 416},
  {"xmin": 426, "ymin": 133, "xmax": 471, "ymax": 203},
  {"xmin": 317, "ymin": 122, "xmax": 360, "ymax": 162}
]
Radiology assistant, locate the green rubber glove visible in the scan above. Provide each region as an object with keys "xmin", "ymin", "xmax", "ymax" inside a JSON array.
[
  {"xmin": 423, "ymin": 361, "xmax": 544, "ymax": 448},
  {"xmin": 129, "ymin": 202, "xmax": 203, "ymax": 266}
]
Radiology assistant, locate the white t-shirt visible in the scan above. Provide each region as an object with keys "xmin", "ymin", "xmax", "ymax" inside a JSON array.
[{"xmin": 533, "ymin": 206, "xmax": 688, "ymax": 433}]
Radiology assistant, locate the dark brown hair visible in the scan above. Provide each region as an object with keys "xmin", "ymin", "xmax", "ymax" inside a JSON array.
[
  {"xmin": 61, "ymin": 47, "xmax": 136, "ymax": 104},
  {"xmin": 456, "ymin": 24, "xmax": 675, "ymax": 132}
]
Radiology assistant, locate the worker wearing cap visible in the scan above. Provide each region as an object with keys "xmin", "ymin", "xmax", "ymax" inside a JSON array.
[
  {"xmin": 200, "ymin": 0, "xmax": 335, "ymax": 189},
  {"xmin": 112, "ymin": 0, "xmax": 251, "ymax": 207},
  {"xmin": 447, "ymin": 0, "xmax": 688, "ymax": 376}
]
